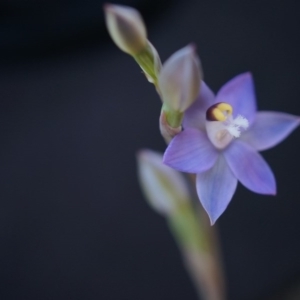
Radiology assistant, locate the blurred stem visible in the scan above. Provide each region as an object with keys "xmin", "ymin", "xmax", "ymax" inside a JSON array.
[{"xmin": 167, "ymin": 199, "xmax": 226, "ymax": 300}]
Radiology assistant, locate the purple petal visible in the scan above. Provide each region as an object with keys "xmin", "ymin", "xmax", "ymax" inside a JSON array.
[
  {"xmin": 163, "ymin": 128, "xmax": 218, "ymax": 173},
  {"xmin": 241, "ymin": 111, "xmax": 300, "ymax": 151},
  {"xmin": 216, "ymin": 72, "xmax": 257, "ymax": 125},
  {"xmin": 196, "ymin": 155, "xmax": 237, "ymax": 225},
  {"xmin": 224, "ymin": 140, "xmax": 276, "ymax": 195},
  {"xmin": 183, "ymin": 81, "xmax": 215, "ymax": 130}
]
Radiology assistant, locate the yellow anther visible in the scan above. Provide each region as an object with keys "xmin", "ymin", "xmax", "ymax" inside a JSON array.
[
  {"xmin": 206, "ymin": 102, "xmax": 233, "ymax": 121},
  {"xmin": 216, "ymin": 102, "xmax": 233, "ymax": 116},
  {"xmin": 211, "ymin": 108, "xmax": 227, "ymax": 121}
]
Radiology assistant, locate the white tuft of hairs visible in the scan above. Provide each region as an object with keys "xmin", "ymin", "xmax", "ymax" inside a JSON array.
[
  {"xmin": 225, "ymin": 115, "xmax": 249, "ymax": 138},
  {"xmin": 233, "ymin": 115, "xmax": 249, "ymax": 129},
  {"xmin": 227, "ymin": 124, "xmax": 242, "ymax": 137}
]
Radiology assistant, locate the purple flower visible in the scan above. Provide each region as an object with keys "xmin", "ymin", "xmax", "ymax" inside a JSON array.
[{"xmin": 163, "ymin": 73, "xmax": 300, "ymax": 224}]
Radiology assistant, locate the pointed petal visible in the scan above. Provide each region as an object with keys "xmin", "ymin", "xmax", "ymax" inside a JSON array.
[
  {"xmin": 183, "ymin": 81, "xmax": 215, "ymax": 130},
  {"xmin": 196, "ymin": 156, "xmax": 237, "ymax": 225},
  {"xmin": 216, "ymin": 72, "xmax": 257, "ymax": 125},
  {"xmin": 163, "ymin": 129, "xmax": 218, "ymax": 173},
  {"xmin": 224, "ymin": 140, "xmax": 276, "ymax": 195},
  {"xmin": 241, "ymin": 111, "xmax": 300, "ymax": 151}
]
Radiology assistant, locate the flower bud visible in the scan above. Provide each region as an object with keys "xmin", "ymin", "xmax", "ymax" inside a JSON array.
[
  {"xmin": 158, "ymin": 45, "xmax": 202, "ymax": 112},
  {"xmin": 104, "ymin": 4, "xmax": 147, "ymax": 55},
  {"xmin": 137, "ymin": 149, "xmax": 190, "ymax": 216}
]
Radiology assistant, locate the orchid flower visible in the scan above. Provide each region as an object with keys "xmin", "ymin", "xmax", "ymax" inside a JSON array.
[{"xmin": 163, "ymin": 72, "xmax": 300, "ymax": 224}]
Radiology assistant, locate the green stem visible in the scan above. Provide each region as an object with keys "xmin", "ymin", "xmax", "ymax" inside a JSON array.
[
  {"xmin": 162, "ymin": 103, "xmax": 183, "ymax": 128},
  {"xmin": 167, "ymin": 201, "xmax": 226, "ymax": 300},
  {"xmin": 133, "ymin": 45, "xmax": 159, "ymax": 87}
]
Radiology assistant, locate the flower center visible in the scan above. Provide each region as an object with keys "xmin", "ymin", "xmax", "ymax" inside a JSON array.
[{"xmin": 205, "ymin": 102, "xmax": 249, "ymax": 149}]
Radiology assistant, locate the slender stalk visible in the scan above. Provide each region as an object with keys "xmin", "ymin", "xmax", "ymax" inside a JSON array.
[
  {"xmin": 133, "ymin": 44, "xmax": 160, "ymax": 88},
  {"xmin": 162, "ymin": 103, "xmax": 184, "ymax": 128},
  {"xmin": 167, "ymin": 200, "xmax": 226, "ymax": 300}
]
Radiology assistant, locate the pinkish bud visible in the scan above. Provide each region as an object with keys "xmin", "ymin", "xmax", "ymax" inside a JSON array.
[
  {"xmin": 137, "ymin": 149, "xmax": 190, "ymax": 216},
  {"xmin": 104, "ymin": 4, "xmax": 147, "ymax": 55},
  {"xmin": 158, "ymin": 45, "xmax": 202, "ymax": 112}
]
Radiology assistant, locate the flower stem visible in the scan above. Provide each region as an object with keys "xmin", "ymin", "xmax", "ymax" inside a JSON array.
[
  {"xmin": 167, "ymin": 200, "xmax": 226, "ymax": 300},
  {"xmin": 133, "ymin": 42, "xmax": 160, "ymax": 87},
  {"xmin": 162, "ymin": 103, "xmax": 183, "ymax": 128}
]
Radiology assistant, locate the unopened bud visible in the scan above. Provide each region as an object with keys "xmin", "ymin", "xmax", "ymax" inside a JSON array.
[
  {"xmin": 137, "ymin": 149, "xmax": 190, "ymax": 216},
  {"xmin": 104, "ymin": 4, "xmax": 147, "ymax": 55},
  {"xmin": 158, "ymin": 45, "xmax": 202, "ymax": 113}
]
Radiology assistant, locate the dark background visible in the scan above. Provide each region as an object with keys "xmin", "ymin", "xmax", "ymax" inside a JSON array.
[{"xmin": 1, "ymin": 0, "xmax": 300, "ymax": 299}]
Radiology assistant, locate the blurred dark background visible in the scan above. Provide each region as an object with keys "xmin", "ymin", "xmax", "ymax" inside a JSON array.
[{"xmin": 1, "ymin": 0, "xmax": 300, "ymax": 299}]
